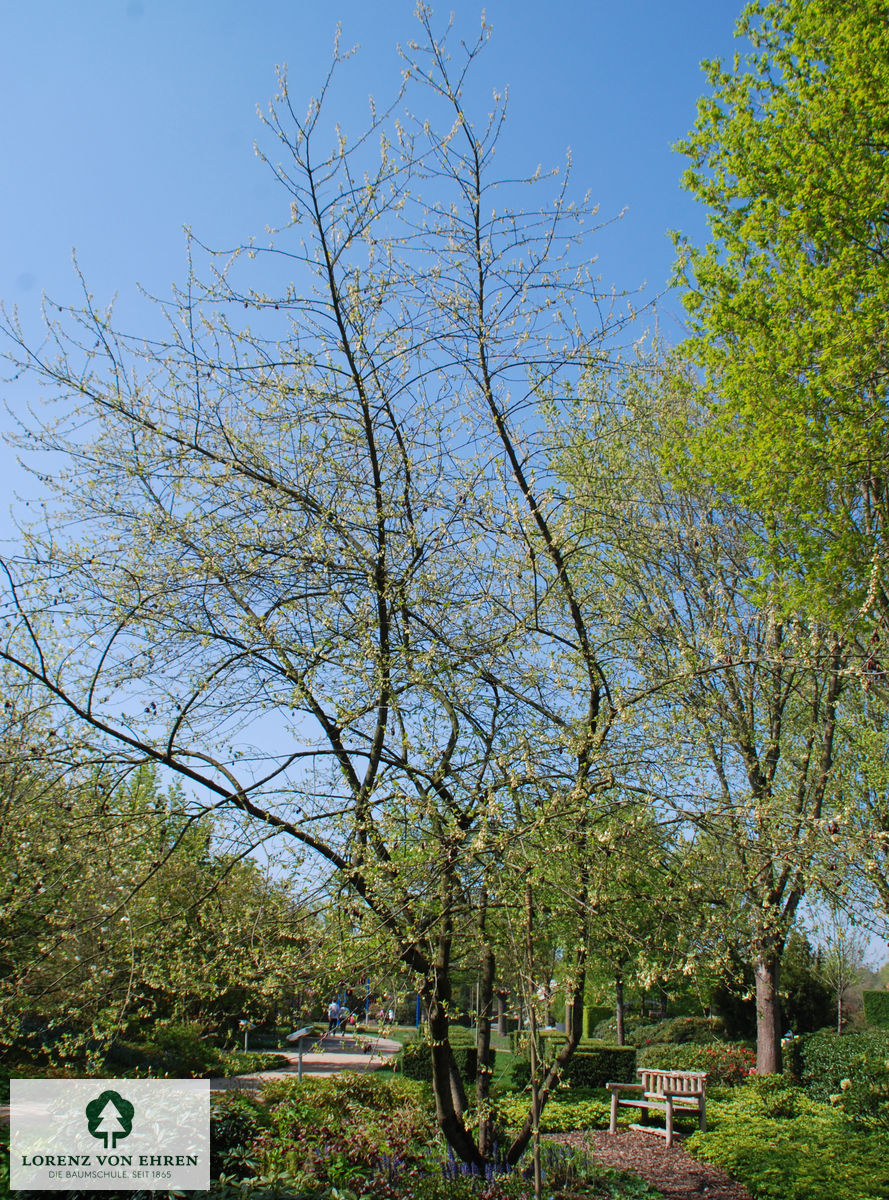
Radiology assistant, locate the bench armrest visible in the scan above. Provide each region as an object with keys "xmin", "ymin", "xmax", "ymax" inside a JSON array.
[{"xmin": 606, "ymin": 1082, "xmax": 644, "ymax": 1093}]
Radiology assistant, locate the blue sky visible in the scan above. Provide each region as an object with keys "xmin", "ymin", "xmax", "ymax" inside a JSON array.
[
  {"xmin": 0, "ymin": 0, "xmax": 746, "ymax": 507},
  {"xmin": 1, "ymin": 1, "xmax": 743, "ymax": 330}
]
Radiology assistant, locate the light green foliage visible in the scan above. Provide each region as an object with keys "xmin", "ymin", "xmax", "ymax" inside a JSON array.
[
  {"xmin": 828, "ymin": 695, "xmax": 889, "ymax": 924},
  {"xmin": 676, "ymin": 0, "xmax": 889, "ymax": 624},
  {"xmin": 688, "ymin": 1078, "xmax": 889, "ymax": 1200},
  {"xmin": 0, "ymin": 744, "xmax": 312, "ymax": 1059},
  {"xmin": 562, "ymin": 355, "xmax": 846, "ymax": 1071}
]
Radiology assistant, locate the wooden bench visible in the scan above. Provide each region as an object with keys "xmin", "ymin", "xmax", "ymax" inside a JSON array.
[{"xmin": 606, "ymin": 1068, "xmax": 707, "ymax": 1148}]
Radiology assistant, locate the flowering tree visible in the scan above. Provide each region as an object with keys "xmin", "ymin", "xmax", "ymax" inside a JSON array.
[{"xmin": 0, "ymin": 12, "xmax": 626, "ymax": 1167}]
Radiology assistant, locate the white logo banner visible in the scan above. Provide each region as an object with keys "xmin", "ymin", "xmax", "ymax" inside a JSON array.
[{"xmin": 10, "ymin": 1078, "xmax": 210, "ymax": 1190}]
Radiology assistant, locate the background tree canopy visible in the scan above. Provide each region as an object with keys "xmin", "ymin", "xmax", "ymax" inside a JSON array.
[{"xmin": 675, "ymin": 0, "xmax": 889, "ymax": 635}]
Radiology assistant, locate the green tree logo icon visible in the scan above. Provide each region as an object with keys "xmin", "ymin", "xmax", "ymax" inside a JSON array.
[{"xmin": 85, "ymin": 1090, "xmax": 135, "ymax": 1149}]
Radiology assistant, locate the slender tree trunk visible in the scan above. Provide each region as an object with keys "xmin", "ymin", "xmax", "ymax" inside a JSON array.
[
  {"xmin": 496, "ymin": 989, "xmax": 508, "ymax": 1036},
  {"xmin": 523, "ymin": 883, "xmax": 543, "ymax": 1200},
  {"xmin": 615, "ymin": 973, "xmax": 625, "ymax": 1046},
  {"xmin": 754, "ymin": 951, "xmax": 783, "ymax": 1074},
  {"xmin": 475, "ymin": 887, "xmax": 496, "ymax": 1160},
  {"xmin": 423, "ymin": 893, "xmax": 482, "ymax": 1168},
  {"xmin": 507, "ymin": 897, "xmax": 588, "ymax": 1166},
  {"xmin": 528, "ymin": 1000, "xmax": 543, "ymax": 1200}
]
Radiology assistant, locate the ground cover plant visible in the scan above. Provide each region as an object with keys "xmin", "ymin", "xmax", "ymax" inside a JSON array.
[{"xmin": 687, "ymin": 1076, "xmax": 889, "ymax": 1200}]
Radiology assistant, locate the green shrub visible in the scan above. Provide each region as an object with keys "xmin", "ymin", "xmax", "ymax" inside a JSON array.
[
  {"xmin": 636, "ymin": 1040, "xmax": 755, "ymax": 1085},
  {"xmin": 863, "ymin": 990, "xmax": 889, "ymax": 1029},
  {"xmin": 104, "ymin": 1022, "xmax": 223, "ymax": 1076},
  {"xmin": 257, "ymin": 1072, "xmax": 440, "ymax": 1191},
  {"xmin": 687, "ymin": 1090, "xmax": 889, "ymax": 1200},
  {"xmin": 510, "ymin": 1045, "xmax": 635, "ymax": 1089},
  {"xmin": 798, "ymin": 1029, "xmax": 889, "ymax": 1102},
  {"xmin": 210, "ymin": 1091, "xmax": 266, "ymax": 1179},
  {"xmin": 395, "ymin": 1028, "xmax": 490, "ymax": 1084},
  {"xmin": 149, "ymin": 1021, "xmax": 223, "ymax": 1075},
  {"xmin": 630, "ymin": 1016, "xmax": 725, "ymax": 1046},
  {"xmin": 262, "ymin": 1069, "xmax": 429, "ymax": 1114},
  {"xmin": 494, "ymin": 1088, "xmax": 615, "ymax": 1133},
  {"xmin": 217, "ymin": 1051, "xmax": 289, "ymax": 1076},
  {"xmin": 831, "ymin": 1059, "xmax": 889, "ymax": 1132},
  {"xmin": 582, "ymin": 1005, "xmax": 612, "ymax": 1037},
  {"xmin": 510, "ymin": 1028, "xmax": 569, "ymax": 1054},
  {"xmin": 590, "ymin": 1016, "xmax": 648, "ymax": 1042},
  {"xmin": 723, "ymin": 1074, "xmax": 820, "ymax": 1120}
]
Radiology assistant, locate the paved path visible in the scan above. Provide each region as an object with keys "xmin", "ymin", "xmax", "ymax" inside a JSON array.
[
  {"xmin": 209, "ymin": 1032, "xmax": 402, "ymax": 1094},
  {"xmin": 0, "ymin": 1034, "xmax": 403, "ymax": 1122}
]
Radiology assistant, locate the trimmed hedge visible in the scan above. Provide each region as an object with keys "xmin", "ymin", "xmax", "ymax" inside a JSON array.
[
  {"xmin": 863, "ymin": 990, "xmax": 889, "ymax": 1029},
  {"xmin": 509, "ymin": 1029, "xmax": 599, "ymax": 1055},
  {"xmin": 395, "ymin": 1028, "xmax": 493, "ymax": 1084},
  {"xmin": 511, "ymin": 1045, "xmax": 636, "ymax": 1089},
  {"xmin": 797, "ymin": 1028, "xmax": 889, "ymax": 1102},
  {"xmin": 583, "ymin": 1005, "xmax": 613, "ymax": 1038}
]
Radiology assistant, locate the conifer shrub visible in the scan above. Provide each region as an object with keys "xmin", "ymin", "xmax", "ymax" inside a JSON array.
[{"xmin": 863, "ymin": 990, "xmax": 889, "ymax": 1029}]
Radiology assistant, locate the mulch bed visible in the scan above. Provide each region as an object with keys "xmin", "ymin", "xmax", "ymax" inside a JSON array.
[{"xmin": 548, "ymin": 1129, "xmax": 753, "ymax": 1200}]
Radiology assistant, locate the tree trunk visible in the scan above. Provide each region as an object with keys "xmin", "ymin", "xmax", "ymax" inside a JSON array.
[
  {"xmin": 496, "ymin": 989, "xmax": 508, "ymax": 1036},
  {"xmin": 615, "ymin": 973, "xmax": 625, "ymax": 1047},
  {"xmin": 754, "ymin": 952, "xmax": 783, "ymax": 1074},
  {"xmin": 475, "ymin": 894, "xmax": 496, "ymax": 1159},
  {"xmin": 506, "ymin": 883, "xmax": 588, "ymax": 1166},
  {"xmin": 423, "ymin": 912, "xmax": 483, "ymax": 1168},
  {"xmin": 528, "ymin": 999, "xmax": 543, "ymax": 1200}
]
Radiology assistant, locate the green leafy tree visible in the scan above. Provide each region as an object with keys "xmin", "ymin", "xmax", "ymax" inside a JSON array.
[
  {"xmin": 675, "ymin": 0, "xmax": 889, "ymax": 634},
  {"xmin": 0, "ymin": 739, "xmax": 314, "ymax": 1057},
  {"xmin": 822, "ymin": 694, "xmax": 889, "ymax": 938},
  {"xmin": 561, "ymin": 354, "xmax": 846, "ymax": 1072}
]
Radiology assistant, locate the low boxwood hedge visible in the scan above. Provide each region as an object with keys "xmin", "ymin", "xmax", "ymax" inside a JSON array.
[
  {"xmin": 395, "ymin": 1028, "xmax": 494, "ymax": 1084},
  {"xmin": 511, "ymin": 1044, "xmax": 636, "ymax": 1089}
]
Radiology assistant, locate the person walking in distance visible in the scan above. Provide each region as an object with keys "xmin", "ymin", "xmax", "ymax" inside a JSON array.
[{"xmin": 327, "ymin": 999, "xmax": 340, "ymax": 1035}]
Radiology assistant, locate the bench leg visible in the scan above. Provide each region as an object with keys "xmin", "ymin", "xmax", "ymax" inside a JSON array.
[
  {"xmin": 665, "ymin": 1098, "xmax": 673, "ymax": 1149},
  {"xmin": 609, "ymin": 1092, "xmax": 618, "ymax": 1135},
  {"xmin": 699, "ymin": 1100, "xmax": 706, "ymax": 1134}
]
